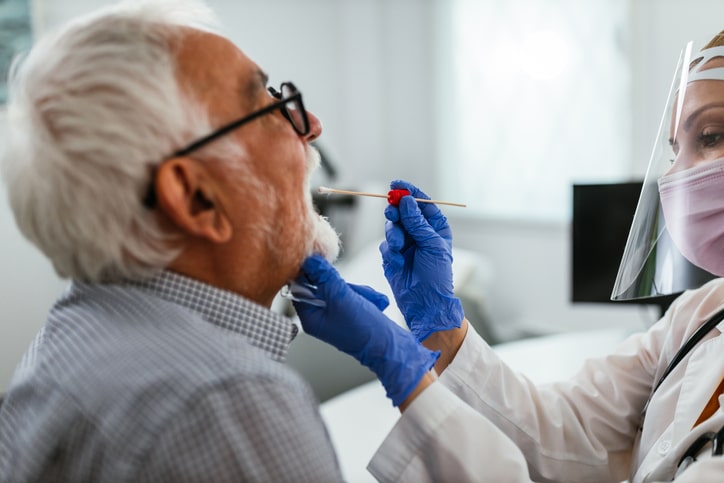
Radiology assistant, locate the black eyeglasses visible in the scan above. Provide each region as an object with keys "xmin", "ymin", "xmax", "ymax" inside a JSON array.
[
  {"xmin": 143, "ymin": 82, "xmax": 309, "ymax": 207},
  {"xmin": 174, "ymin": 81, "xmax": 309, "ymax": 157}
]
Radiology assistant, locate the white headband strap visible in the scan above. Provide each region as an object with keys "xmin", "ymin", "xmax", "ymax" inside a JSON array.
[{"xmin": 688, "ymin": 45, "xmax": 724, "ymax": 83}]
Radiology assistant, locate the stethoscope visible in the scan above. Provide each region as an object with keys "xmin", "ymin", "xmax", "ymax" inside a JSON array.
[
  {"xmin": 675, "ymin": 425, "xmax": 724, "ymax": 477},
  {"xmin": 638, "ymin": 306, "xmax": 724, "ymax": 477}
]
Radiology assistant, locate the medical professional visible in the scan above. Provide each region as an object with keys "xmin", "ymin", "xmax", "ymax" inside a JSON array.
[{"xmin": 293, "ymin": 31, "xmax": 724, "ymax": 481}]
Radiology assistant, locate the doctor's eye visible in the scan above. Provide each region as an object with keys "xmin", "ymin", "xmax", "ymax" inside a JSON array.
[{"xmin": 698, "ymin": 131, "xmax": 723, "ymax": 148}]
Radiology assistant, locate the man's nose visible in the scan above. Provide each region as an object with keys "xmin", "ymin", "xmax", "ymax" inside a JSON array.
[{"xmin": 305, "ymin": 111, "xmax": 323, "ymax": 142}]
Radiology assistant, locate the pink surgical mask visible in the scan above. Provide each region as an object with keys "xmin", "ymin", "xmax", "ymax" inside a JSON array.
[{"xmin": 658, "ymin": 156, "xmax": 724, "ymax": 276}]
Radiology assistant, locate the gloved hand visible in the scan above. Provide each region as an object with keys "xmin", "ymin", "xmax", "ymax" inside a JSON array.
[
  {"xmin": 379, "ymin": 180, "xmax": 464, "ymax": 342},
  {"xmin": 293, "ymin": 254, "xmax": 439, "ymax": 407}
]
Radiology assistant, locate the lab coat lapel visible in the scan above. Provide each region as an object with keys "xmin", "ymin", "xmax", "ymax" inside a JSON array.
[{"xmin": 672, "ymin": 324, "xmax": 724, "ymax": 441}]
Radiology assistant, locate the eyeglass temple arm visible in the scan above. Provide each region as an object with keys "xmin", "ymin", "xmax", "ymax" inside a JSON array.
[{"xmin": 172, "ymin": 103, "xmax": 284, "ymax": 157}]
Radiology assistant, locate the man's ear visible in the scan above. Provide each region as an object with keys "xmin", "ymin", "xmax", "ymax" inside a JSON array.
[{"xmin": 154, "ymin": 158, "xmax": 232, "ymax": 243}]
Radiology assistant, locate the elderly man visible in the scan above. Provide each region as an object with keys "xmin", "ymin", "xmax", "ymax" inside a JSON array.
[
  {"xmin": 4, "ymin": 0, "xmax": 561, "ymax": 481},
  {"xmin": 0, "ymin": 0, "xmax": 443, "ymax": 480}
]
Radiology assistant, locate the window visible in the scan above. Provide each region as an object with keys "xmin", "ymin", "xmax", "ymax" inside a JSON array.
[{"xmin": 436, "ymin": 0, "xmax": 631, "ymax": 221}]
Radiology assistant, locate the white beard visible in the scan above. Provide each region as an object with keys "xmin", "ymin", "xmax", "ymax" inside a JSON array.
[{"xmin": 303, "ymin": 145, "xmax": 340, "ymax": 262}]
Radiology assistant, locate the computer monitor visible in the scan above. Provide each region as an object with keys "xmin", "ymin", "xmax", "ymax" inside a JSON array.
[{"xmin": 571, "ymin": 181, "xmax": 680, "ymax": 313}]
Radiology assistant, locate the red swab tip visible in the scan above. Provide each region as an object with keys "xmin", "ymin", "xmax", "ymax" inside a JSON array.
[{"xmin": 387, "ymin": 189, "xmax": 411, "ymax": 206}]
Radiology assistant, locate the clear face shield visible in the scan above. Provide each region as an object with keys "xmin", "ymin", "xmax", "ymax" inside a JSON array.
[{"xmin": 612, "ymin": 43, "xmax": 724, "ymax": 301}]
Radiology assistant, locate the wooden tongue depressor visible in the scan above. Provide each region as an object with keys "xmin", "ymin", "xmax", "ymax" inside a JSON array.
[{"xmin": 317, "ymin": 186, "xmax": 467, "ymax": 208}]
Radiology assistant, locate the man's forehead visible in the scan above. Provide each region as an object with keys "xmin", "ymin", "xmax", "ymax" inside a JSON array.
[
  {"xmin": 175, "ymin": 29, "xmax": 249, "ymax": 74},
  {"xmin": 175, "ymin": 29, "xmax": 270, "ymax": 106}
]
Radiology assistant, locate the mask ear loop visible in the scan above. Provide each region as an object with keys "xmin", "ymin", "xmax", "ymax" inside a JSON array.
[{"xmin": 280, "ymin": 280, "xmax": 327, "ymax": 307}]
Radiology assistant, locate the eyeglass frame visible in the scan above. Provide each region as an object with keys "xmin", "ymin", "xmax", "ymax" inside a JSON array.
[{"xmin": 143, "ymin": 81, "xmax": 309, "ymax": 207}]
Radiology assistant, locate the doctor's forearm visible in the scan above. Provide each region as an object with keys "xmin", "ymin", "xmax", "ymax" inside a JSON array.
[
  {"xmin": 422, "ymin": 318, "xmax": 469, "ymax": 375},
  {"xmin": 398, "ymin": 371, "xmax": 437, "ymax": 412}
]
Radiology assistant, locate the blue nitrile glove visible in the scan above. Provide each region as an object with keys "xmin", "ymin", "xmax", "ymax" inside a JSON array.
[
  {"xmin": 379, "ymin": 180, "xmax": 464, "ymax": 342},
  {"xmin": 293, "ymin": 254, "xmax": 440, "ymax": 407}
]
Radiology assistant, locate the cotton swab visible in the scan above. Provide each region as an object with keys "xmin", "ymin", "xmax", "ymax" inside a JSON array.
[{"xmin": 317, "ymin": 186, "xmax": 467, "ymax": 208}]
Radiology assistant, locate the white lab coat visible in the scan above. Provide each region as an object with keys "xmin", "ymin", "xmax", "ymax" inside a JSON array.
[{"xmin": 368, "ymin": 278, "xmax": 724, "ymax": 482}]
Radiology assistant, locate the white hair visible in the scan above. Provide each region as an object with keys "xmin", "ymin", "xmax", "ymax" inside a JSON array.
[{"xmin": 1, "ymin": 0, "xmax": 235, "ymax": 282}]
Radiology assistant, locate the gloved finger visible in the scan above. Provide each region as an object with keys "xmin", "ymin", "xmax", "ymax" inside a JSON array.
[
  {"xmin": 397, "ymin": 197, "xmax": 441, "ymax": 247},
  {"xmin": 297, "ymin": 254, "xmax": 344, "ymax": 296},
  {"xmin": 384, "ymin": 219, "xmax": 407, "ymax": 252},
  {"xmin": 390, "ymin": 179, "xmax": 430, "ymax": 200},
  {"xmin": 384, "ymin": 203, "xmax": 400, "ymax": 223},
  {"xmin": 379, "ymin": 238, "xmax": 405, "ymax": 272},
  {"xmin": 425, "ymin": 212, "xmax": 452, "ymax": 248},
  {"xmin": 292, "ymin": 298, "xmax": 324, "ymax": 320},
  {"xmin": 390, "ymin": 179, "xmax": 442, "ymax": 223},
  {"xmin": 291, "ymin": 277, "xmax": 330, "ymax": 327},
  {"xmin": 288, "ymin": 279, "xmax": 326, "ymax": 306},
  {"xmin": 349, "ymin": 283, "xmax": 389, "ymax": 311},
  {"xmin": 397, "ymin": 196, "xmax": 451, "ymax": 240}
]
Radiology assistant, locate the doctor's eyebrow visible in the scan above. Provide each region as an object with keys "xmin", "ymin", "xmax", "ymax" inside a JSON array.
[{"xmin": 683, "ymin": 102, "xmax": 724, "ymax": 131}]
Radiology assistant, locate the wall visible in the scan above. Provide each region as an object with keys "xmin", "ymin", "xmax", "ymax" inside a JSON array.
[{"xmin": 2, "ymin": 0, "xmax": 724, "ymax": 392}]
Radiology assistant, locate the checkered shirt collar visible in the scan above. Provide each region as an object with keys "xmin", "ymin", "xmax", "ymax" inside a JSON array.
[{"xmin": 129, "ymin": 271, "xmax": 297, "ymax": 363}]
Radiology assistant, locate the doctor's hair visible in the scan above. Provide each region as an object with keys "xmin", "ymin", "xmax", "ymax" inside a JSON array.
[
  {"xmin": 0, "ymin": 0, "xmax": 240, "ymax": 282},
  {"xmin": 703, "ymin": 29, "xmax": 724, "ymax": 49},
  {"xmin": 690, "ymin": 29, "xmax": 724, "ymax": 71}
]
